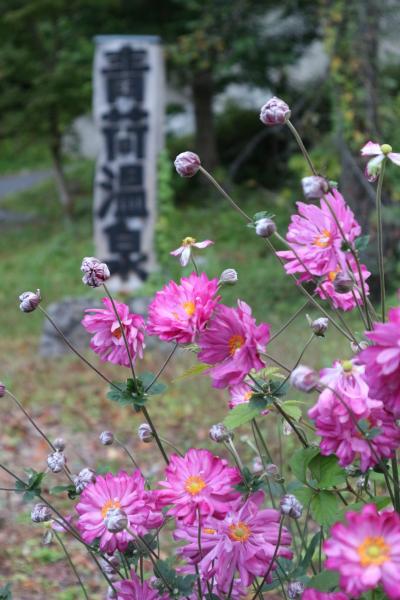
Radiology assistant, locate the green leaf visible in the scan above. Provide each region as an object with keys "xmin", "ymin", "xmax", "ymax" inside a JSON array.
[
  {"xmin": 293, "ymin": 485, "xmax": 314, "ymax": 507},
  {"xmin": 337, "ymin": 496, "xmax": 391, "ymax": 521},
  {"xmin": 306, "ymin": 570, "xmax": 339, "ymax": 591},
  {"xmin": 155, "ymin": 560, "xmax": 195, "ymax": 596},
  {"xmin": 107, "ymin": 381, "xmax": 135, "ymax": 406},
  {"xmin": 172, "ymin": 363, "xmax": 210, "ymax": 382},
  {"xmin": 0, "ymin": 583, "xmax": 12, "ymax": 600},
  {"xmin": 140, "ymin": 372, "xmax": 167, "ymax": 396},
  {"xmin": 289, "ymin": 447, "xmax": 319, "ymax": 483},
  {"xmin": 281, "ymin": 402, "xmax": 302, "ymax": 421},
  {"xmin": 308, "ymin": 454, "xmax": 347, "ymax": 489},
  {"xmin": 300, "ymin": 531, "xmax": 321, "ymax": 572},
  {"xmin": 223, "ymin": 403, "xmax": 263, "ymax": 429},
  {"xmin": 15, "ymin": 469, "xmax": 46, "ymax": 502},
  {"xmin": 310, "ymin": 491, "xmax": 340, "ymax": 528},
  {"xmin": 354, "ymin": 235, "xmax": 370, "ymax": 252}
]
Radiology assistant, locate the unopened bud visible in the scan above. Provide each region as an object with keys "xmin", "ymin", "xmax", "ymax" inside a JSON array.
[
  {"xmin": 99, "ymin": 431, "xmax": 114, "ymax": 446},
  {"xmin": 209, "ymin": 423, "xmax": 233, "ymax": 443},
  {"xmin": 309, "ymin": 317, "xmax": 329, "ymax": 337},
  {"xmin": 174, "ymin": 151, "xmax": 201, "ymax": 177},
  {"xmin": 252, "ymin": 456, "xmax": 263, "ymax": 473},
  {"xmin": 105, "ymin": 508, "xmax": 128, "ymax": 533},
  {"xmin": 100, "ymin": 555, "xmax": 120, "ymax": 575},
  {"xmin": 266, "ymin": 463, "xmax": 280, "ymax": 477},
  {"xmin": 290, "ymin": 365, "xmax": 319, "ymax": 393},
  {"xmin": 81, "ymin": 257, "xmax": 110, "ymax": 287},
  {"xmin": 53, "ymin": 438, "xmax": 65, "ymax": 451},
  {"xmin": 47, "ymin": 451, "xmax": 66, "ymax": 473},
  {"xmin": 19, "ymin": 289, "xmax": 41, "ymax": 313},
  {"xmin": 333, "ymin": 272, "xmax": 354, "ymax": 294},
  {"xmin": 287, "ymin": 581, "xmax": 305, "ymax": 599},
  {"xmin": 74, "ymin": 467, "xmax": 96, "ymax": 493},
  {"xmin": 260, "ymin": 97, "xmax": 291, "ymax": 126},
  {"xmin": 301, "ymin": 176, "xmax": 329, "ymax": 199},
  {"xmin": 31, "ymin": 503, "xmax": 52, "ymax": 523},
  {"xmin": 350, "ymin": 340, "xmax": 368, "ymax": 353},
  {"xmin": 255, "ymin": 218, "xmax": 276, "ymax": 238},
  {"xmin": 280, "ymin": 494, "xmax": 303, "ymax": 519},
  {"xmin": 219, "ymin": 269, "xmax": 238, "ymax": 285},
  {"xmin": 0, "ymin": 382, "xmax": 5, "ymax": 398},
  {"xmin": 138, "ymin": 423, "xmax": 154, "ymax": 443}
]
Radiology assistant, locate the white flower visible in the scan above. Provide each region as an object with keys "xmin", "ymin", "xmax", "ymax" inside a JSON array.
[
  {"xmin": 361, "ymin": 141, "xmax": 400, "ymax": 182},
  {"xmin": 170, "ymin": 237, "xmax": 213, "ymax": 267}
]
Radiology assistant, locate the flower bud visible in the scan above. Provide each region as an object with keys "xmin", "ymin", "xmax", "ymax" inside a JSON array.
[
  {"xmin": 310, "ymin": 317, "xmax": 329, "ymax": 337},
  {"xmin": 104, "ymin": 508, "xmax": 128, "ymax": 533},
  {"xmin": 219, "ymin": 268, "xmax": 238, "ymax": 285},
  {"xmin": 301, "ymin": 176, "xmax": 329, "ymax": 199},
  {"xmin": 266, "ymin": 463, "xmax": 280, "ymax": 477},
  {"xmin": 290, "ymin": 365, "xmax": 319, "ymax": 393},
  {"xmin": 0, "ymin": 382, "xmax": 5, "ymax": 398},
  {"xmin": 81, "ymin": 257, "xmax": 110, "ymax": 287},
  {"xmin": 47, "ymin": 451, "xmax": 66, "ymax": 473},
  {"xmin": 333, "ymin": 272, "xmax": 354, "ymax": 294},
  {"xmin": 31, "ymin": 503, "xmax": 52, "ymax": 523},
  {"xmin": 174, "ymin": 151, "xmax": 201, "ymax": 177},
  {"xmin": 100, "ymin": 555, "xmax": 120, "ymax": 575},
  {"xmin": 99, "ymin": 431, "xmax": 114, "ymax": 446},
  {"xmin": 280, "ymin": 494, "xmax": 303, "ymax": 519},
  {"xmin": 74, "ymin": 467, "xmax": 96, "ymax": 493},
  {"xmin": 53, "ymin": 438, "xmax": 65, "ymax": 451},
  {"xmin": 287, "ymin": 581, "xmax": 305, "ymax": 599},
  {"xmin": 255, "ymin": 217, "xmax": 276, "ymax": 238},
  {"xmin": 252, "ymin": 456, "xmax": 263, "ymax": 473},
  {"xmin": 138, "ymin": 423, "xmax": 154, "ymax": 443},
  {"xmin": 19, "ymin": 289, "xmax": 41, "ymax": 313},
  {"xmin": 209, "ymin": 423, "xmax": 233, "ymax": 443},
  {"xmin": 260, "ymin": 97, "xmax": 291, "ymax": 126},
  {"xmin": 350, "ymin": 340, "xmax": 368, "ymax": 353}
]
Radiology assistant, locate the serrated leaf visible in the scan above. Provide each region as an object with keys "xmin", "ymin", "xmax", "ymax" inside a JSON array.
[
  {"xmin": 50, "ymin": 485, "xmax": 75, "ymax": 495},
  {"xmin": 172, "ymin": 363, "xmax": 210, "ymax": 382},
  {"xmin": 107, "ymin": 381, "xmax": 133, "ymax": 405},
  {"xmin": 306, "ymin": 570, "xmax": 339, "ymax": 591},
  {"xmin": 310, "ymin": 491, "xmax": 340, "ymax": 528},
  {"xmin": 289, "ymin": 447, "xmax": 320, "ymax": 483},
  {"xmin": 141, "ymin": 372, "xmax": 167, "ymax": 395},
  {"xmin": 293, "ymin": 486, "xmax": 314, "ymax": 507},
  {"xmin": 223, "ymin": 403, "xmax": 262, "ymax": 429},
  {"xmin": 308, "ymin": 454, "xmax": 346, "ymax": 489},
  {"xmin": 337, "ymin": 496, "xmax": 391, "ymax": 521}
]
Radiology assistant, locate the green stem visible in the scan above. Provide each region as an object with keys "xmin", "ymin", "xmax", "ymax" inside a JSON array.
[
  {"xmin": 250, "ymin": 518, "xmax": 285, "ymax": 600},
  {"xmin": 286, "ymin": 120, "xmax": 318, "ymax": 175},
  {"xmin": 376, "ymin": 160, "xmax": 386, "ymax": 322},
  {"xmin": 391, "ymin": 454, "xmax": 400, "ymax": 513},
  {"xmin": 269, "ymin": 300, "xmax": 310, "ymax": 343},
  {"xmin": 144, "ymin": 343, "xmax": 178, "ymax": 393},
  {"xmin": 141, "ymin": 405, "xmax": 169, "ymax": 465},
  {"xmin": 54, "ymin": 531, "xmax": 89, "ymax": 599}
]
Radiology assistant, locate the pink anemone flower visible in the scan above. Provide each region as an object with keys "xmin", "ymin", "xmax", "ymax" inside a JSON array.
[
  {"xmin": 358, "ymin": 306, "xmax": 400, "ymax": 417},
  {"xmin": 175, "ymin": 491, "xmax": 292, "ymax": 593},
  {"xmin": 316, "ymin": 256, "xmax": 370, "ymax": 311},
  {"xmin": 76, "ymin": 470, "xmax": 163, "ymax": 553},
  {"xmin": 277, "ymin": 189, "xmax": 361, "ymax": 281},
  {"xmin": 198, "ymin": 300, "xmax": 270, "ymax": 388},
  {"xmin": 170, "ymin": 237, "xmax": 213, "ymax": 267},
  {"xmin": 156, "ymin": 448, "xmax": 241, "ymax": 525},
  {"xmin": 82, "ymin": 297, "xmax": 145, "ymax": 367},
  {"xmin": 302, "ymin": 591, "xmax": 348, "ymax": 600},
  {"xmin": 324, "ymin": 504, "xmax": 400, "ymax": 599},
  {"xmin": 361, "ymin": 141, "xmax": 400, "ymax": 182},
  {"xmin": 146, "ymin": 272, "xmax": 220, "ymax": 344},
  {"xmin": 114, "ymin": 570, "xmax": 169, "ymax": 600}
]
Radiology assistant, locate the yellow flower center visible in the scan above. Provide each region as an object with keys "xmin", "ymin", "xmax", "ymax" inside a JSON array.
[
  {"xmin": 203, "ymin": 527, "xmax": 217, "ymax": 535},
  {"xmin": 182, "ymin": 301, "xmax": 196, "ymax": 317},
  {"xmin": 112, "ymin": 326, "xmax": 123, "ymax": 339},
  {"xmin": 244, "ymin": 391, "xmax": 253, "ymax": 401},
  {"xmin": 358, "ymin": 536, "xmax": 390, "ymax": 567},
  {"xmin": 101, "ymin": 499, "xmax": 121, "ymax": 519},
  {"xmin": 380, "ymin": 144, "xmax": 392, "ymax": 155},
  {"xmin": 228, "ymin": 521, "xmax": 251, "ymax": 542},
  {"xmin": 342, "ymin": 360, "xmax": 353, "ymax": 373},
  {"xmin": 185, "ymin": 475, "xmax": 206, "ymax": 495},
  {"xmin": 314, "ymin": 228, "xmax": 332, "ymax": 248},
  {"xmin": 228, "ymin": 334, "xmax": 245, "ymax": 355},
  {"xmin": 328, "ymin": 267, "xmax": 341, "ymax": 282},
  {"xmin": 182, "ymin": 236, "xmax": 196, "ymax": 246}
]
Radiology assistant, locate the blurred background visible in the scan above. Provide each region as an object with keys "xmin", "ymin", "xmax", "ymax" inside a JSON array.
[{"xmin": 0, "ymin": 0, "xmax": 400, "ymax": 597}]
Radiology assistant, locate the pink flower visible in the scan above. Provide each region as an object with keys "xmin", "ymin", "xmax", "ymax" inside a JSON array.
[
  {"xmin": 198, "ymin": 300, "xmax": 270, "ymax": 388},
  {"xmin": 170, "ymin": 237, "xmax": 213, "ymax": 267},
  {"xmin": 308, "ymin": 360, "xmax": 400, "ymax": 471},
  {"xmin": 76, "ymin": 470, "xmax": 163, "ymax": 553},
  {"xmin": 114, "ymin": 571, "xmax": 168, "ymax": 600},
  {"xmin": 324, "ymin": 504, "xmax": 400, "ymax": 599},
  {"xmin": 147, "ymin": 272, "xmax": 220, "ymax": 344},
  {"xmin": 156, "ymin": 448, "xmax": 241, "ymax": 525},
  {"xmin": 361, "ymin": 141, "xmax": 400, "ymax": 182},
  {"xmin": 316, "ymin": 257, "xmax": 370, "ymax": 311},
  {"xmin": 229, "ymin": 382, "xmax": 254, "ymax": 409},
  {"xmin": 358, "ymin": 306, "xmax": 400, "ymax": 417},
  {"xmin": 175, "ymin": 491, "xmax": 292, "ymax": 593},
  {"xmin": 302, "ymin": 591, "xmax": 348, "ymax": 600},
  {"xmin": 82, "ymin": 298, "xmax": 145, "ymax": 367},
  {"xmin": 277, "ymin": 190, "xmax": 361, "ymax": 281}
]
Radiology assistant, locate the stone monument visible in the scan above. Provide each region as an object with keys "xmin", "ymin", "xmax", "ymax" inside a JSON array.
[{"xmin": 93, "ymin": 35, "xmax": 165, "ymax": 292}]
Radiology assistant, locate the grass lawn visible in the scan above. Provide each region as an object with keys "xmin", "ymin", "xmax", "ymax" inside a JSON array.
[{"xmin": 0, "ymin": 159, "xmax": 381, "ymax": 597}]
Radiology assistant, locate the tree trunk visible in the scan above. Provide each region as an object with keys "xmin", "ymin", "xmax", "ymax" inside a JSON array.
[
  {"xmin": 50, "ymin": 140, "xmax": 73, "ymax": 220},
  {"xmin": 191, "ymin": 69, "xmax": 218, "ymax": 172}
]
